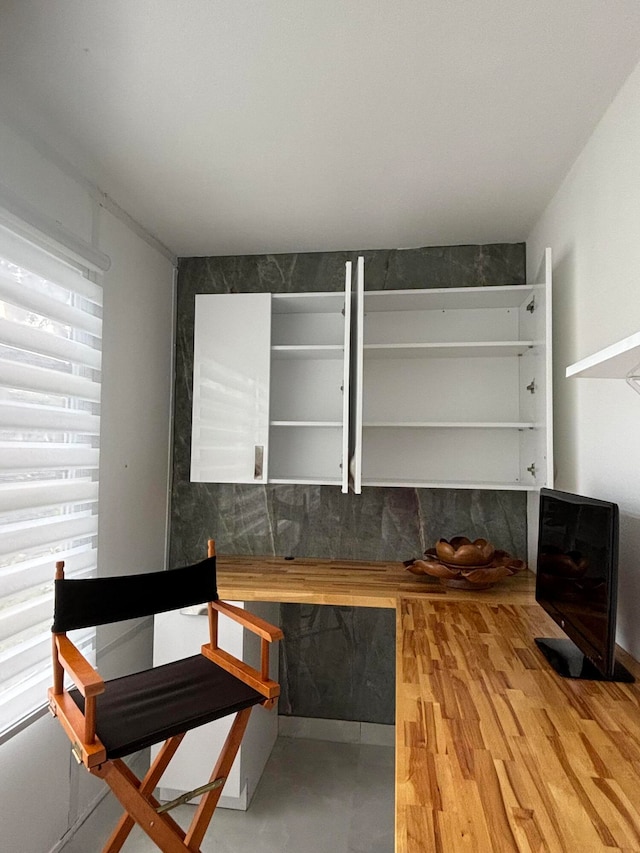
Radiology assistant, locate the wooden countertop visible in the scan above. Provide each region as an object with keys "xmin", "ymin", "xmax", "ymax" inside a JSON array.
[
  {"xmin": 396, "ymin": 598, "xmax": 640, "ymax": 852},
  {"xmin": 216, "ymin": 554, "xmax": 537, "ymax": 608},
  {"xmin": 216, "ymin": 555, "xmax": 640, "ymax": 851}
]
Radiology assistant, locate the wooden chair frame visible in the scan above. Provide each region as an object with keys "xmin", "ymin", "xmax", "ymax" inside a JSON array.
[{"xmin": 48, "ymin": 541, "xmax": 283, "ymax": 853}]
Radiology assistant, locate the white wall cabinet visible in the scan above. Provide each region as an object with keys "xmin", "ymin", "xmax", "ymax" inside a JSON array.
[
  {"xmin": 152, "ymin": 602, "xmax": 280, "ymax": 810},
  {"xmin": 191, "ymin": 250, "xmax": 552, "ymax": 492},
  {"xmin": 352, "ymin": 249, "xmax": 553, "ymax": 491},
  {"xmin": 191, "ymin": 269, "xmax": 352, "ymax": 491}
]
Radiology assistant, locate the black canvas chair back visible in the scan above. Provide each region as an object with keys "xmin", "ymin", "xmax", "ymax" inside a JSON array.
[
  {"xmin": 48, "ymin": 541, "xmax": 282, "ymax": 853},
  {"xmin": 52, "ymin": 556, "xmax": 218, "ymax": 632}
]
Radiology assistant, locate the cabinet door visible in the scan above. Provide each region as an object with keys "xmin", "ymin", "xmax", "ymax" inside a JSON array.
[
  {"xmin": 191, "ymin": 293, "xmax": 271, "ymax": 483},
  {"xmin": 351, "ymin": 256, "xmax": 365, "ymax": 493}
]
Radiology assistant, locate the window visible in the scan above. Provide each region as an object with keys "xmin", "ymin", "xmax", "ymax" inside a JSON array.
[{"xmin": 0, "ymin": 224, "xmax": 102, "ymax": 737}]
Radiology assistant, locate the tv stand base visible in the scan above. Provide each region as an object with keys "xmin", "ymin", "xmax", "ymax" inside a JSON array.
[{"xmin": 535, "ymin": 637, "xmax": 635, "ymax": 683}]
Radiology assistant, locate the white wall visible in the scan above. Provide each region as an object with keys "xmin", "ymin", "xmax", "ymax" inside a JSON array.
[
  {"xmin": 527, "ymin": 59, "xmax": 640, "ymax": 659},
  {"xmin": 0, "ymin": 117, "xmax": 175, "ymax": 852}
]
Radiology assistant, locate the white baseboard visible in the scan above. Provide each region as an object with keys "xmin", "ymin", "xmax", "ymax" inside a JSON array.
[{"xmin": 278, "ymin": 716, "xmax": 395, "ymax": 747}]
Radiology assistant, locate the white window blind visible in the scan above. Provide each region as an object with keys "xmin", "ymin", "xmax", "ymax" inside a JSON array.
[{"xmin": 0, "ymin": 224, "xmax": 102, "ymax": 737}]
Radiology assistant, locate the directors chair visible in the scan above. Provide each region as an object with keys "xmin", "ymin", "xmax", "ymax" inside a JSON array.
[{"xmin": 48, "ymin": 540, "xmax": 282, "ymax": 853}]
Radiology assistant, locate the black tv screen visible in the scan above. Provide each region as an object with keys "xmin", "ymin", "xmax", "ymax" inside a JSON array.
[{"xmin": 535, "ymin": 487, "xmax": 633, "ymax": 682}]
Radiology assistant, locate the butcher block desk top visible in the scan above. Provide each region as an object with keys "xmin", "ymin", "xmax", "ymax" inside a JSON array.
[
  {"xmin": 216, "ymin": 553, "xmax": 537, "ymax": 608},
  {"xmin": 217, "ymin": 556, "xmax": 640, "ymax": 852}
]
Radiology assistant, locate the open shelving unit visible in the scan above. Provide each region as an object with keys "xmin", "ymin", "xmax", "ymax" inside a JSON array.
[
  {"xmin": 266, "ymin": 286, "xmax": 351, "ymax": 489},
  {"xmin": 351, "ymin": 252, "xmax": 553, "ymax": 491}
]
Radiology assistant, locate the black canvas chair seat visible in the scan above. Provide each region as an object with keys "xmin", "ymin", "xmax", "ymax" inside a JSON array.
[{"xmin": 69, "ymin": 655, "xmax": 263, "ymax": 759}]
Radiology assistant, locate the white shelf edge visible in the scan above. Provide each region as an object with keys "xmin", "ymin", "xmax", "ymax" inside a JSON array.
[
  {"xmin": 361, "ymin": 422, "xmax": 537, "ymax": 429},
  {"xmin": 363, "ymin": 283, "xmax": 539, "ymax": 298},
  {"xmin": 362, "ymin": 341, "xmax": 537, "ymax": 359},
  {"xmin": 270, "ymin": 421, "xmax": 342, "ymax": 427},
  {"xmin": 566, "ymin": 331, "xmax": 640, "ymax": 379},
  {"xmin": 269, "ymin": 477, "xmax": 342, "ymax": 486},
  {"xmin": 359, "ymin": 478, "xmax": 537, "ymax": 491},
  {"xmin": 364, "ymin": 340, "xmax": 535, "ymax": 349},
  {"xmin": 271, "ymin": 344, "xmax": 344, "ymax": 359}
]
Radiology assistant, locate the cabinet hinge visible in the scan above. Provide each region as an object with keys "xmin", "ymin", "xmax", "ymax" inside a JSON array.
[{"xmin": 526, "ymin": 297, "xmax": 535, "ymax": 313}]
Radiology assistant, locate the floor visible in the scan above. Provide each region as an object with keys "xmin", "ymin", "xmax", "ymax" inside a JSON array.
[{"xmin": 62, "ymin": 737, "xmax": 395, "ymax": 852}]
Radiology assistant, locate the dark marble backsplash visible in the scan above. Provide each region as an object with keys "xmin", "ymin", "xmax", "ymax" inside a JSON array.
[{"xmin": 170, "ymin": 243, "xmax": 527, "ymax": 724}]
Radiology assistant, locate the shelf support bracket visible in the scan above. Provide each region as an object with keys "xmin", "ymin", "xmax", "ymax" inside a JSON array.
[
  {"xmin": 526, "ymin": 297, "xmax": 535, "ymax": 313},
  {"xmin": 626, "ymin": 361, "xmax": 640, "ymax": 396}
]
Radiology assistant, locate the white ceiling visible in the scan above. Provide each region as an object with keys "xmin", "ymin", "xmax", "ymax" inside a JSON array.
[{"xmin": 2, "ymin": 1, "xmax": 640, "ymax": 257}]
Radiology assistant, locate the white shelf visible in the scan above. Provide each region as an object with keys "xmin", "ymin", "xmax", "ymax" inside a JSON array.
[
  {"xmin": 272, "ymin": 292, "xmax": 345, "ymax": 314},
  {"xmin": 363, "ymin": 284, "xmax": 539, "ymax": 312},
  {"xmin": 271, "ymin": 345, "xmax": 343, "ymax": 359},
  {"xmin": 362, "ymin": 421, "xmax": 537, "ymax": 429},
  {"xmin": 269, "ymin": 476, "xmax": 343, "ymax": 486},
  {"xmin": 360, "ymin": 477, "xmax": 537, "ymax": 491},
  {"xmin": 363, "ymin": 341, "xmax": 536, "ymax": 359},
  {"xmin": 270, "ymin": 421, "xmax": 342, "ymax": 427},
  {"xmin": 566, "ymin": 331, "xmax": 640, "ymax": 379}
]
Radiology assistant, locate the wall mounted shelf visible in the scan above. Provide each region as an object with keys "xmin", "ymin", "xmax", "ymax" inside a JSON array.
[{"xmin": 566, "ymin": 331, "xmax": 640, "ymax": 380}]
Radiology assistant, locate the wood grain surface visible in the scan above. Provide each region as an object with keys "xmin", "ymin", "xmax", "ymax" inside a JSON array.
[
  {"xmin": 396, "ymin": 598, "xmax": 640, "ymax": 853},
  {"xmin": 216, "ymin": 555, "xmax": 640, "ymax": 852},
  {"xmin": 216, "ymin": 554, "xmax": 537, "ymax": 608}
]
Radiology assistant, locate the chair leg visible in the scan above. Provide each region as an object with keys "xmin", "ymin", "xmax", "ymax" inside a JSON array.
[
  {"xmin": 101, "ymin": 734, "xmax": 186, "ymax": 853},
  {"xmin": 93, "ymin": 758, "xmax": 194, "ymax": 853},
  {"xmin": 184, "ymin": 707, "xmax": 253, "ymax": 851}
]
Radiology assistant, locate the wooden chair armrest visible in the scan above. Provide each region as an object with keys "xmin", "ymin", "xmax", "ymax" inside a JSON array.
[
  {"xmin": 201, "ymin": 645, "xmax": 280, "ymax": 700},
  {"xmin": 48, "ymin": 688, "xmax": 106, "ymax": 768},
  {"xmin": 211, "ymin": 600, "xmax": 283, "ymax": 642},
  {"xmin": 54, "ymin": 635, "xmax": 105, "ymax": 698}
]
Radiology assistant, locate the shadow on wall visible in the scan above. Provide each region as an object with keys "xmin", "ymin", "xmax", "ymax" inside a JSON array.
[
  {"xmin": 549, "ymin": 242, "xmax": 578, "ymax": 489},
  {"xmin": 616, "ymin": 511, "xmax": 640, "ymax": 661}
]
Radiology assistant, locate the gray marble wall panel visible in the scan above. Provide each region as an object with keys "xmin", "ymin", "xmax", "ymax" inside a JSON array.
[{"xmin": 170, "ymin": 244, "xmax": 527, "ymax": 724}]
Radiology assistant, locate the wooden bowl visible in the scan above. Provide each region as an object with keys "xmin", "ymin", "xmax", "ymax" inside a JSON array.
[
  {"xmin": 407, "ymin": 548, "xmax": 525, "ymax": 591},
  {"xmin": 435, "ymin": 537, "xmax": 495, "ymax": 568}
]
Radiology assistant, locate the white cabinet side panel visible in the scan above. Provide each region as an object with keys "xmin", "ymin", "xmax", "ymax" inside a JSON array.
[
  {"xmin": 152, "ymin": 608, "xmax": 245, "ymax": 799},
  {"xmin": 236, "ymin": 602, "xmax": 280, "ymax": 805}
]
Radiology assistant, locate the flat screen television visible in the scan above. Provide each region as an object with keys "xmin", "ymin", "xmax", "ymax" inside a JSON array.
[{"xmin": 535, "ymin": 487, "xmax": 634, "ymax": 683}]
